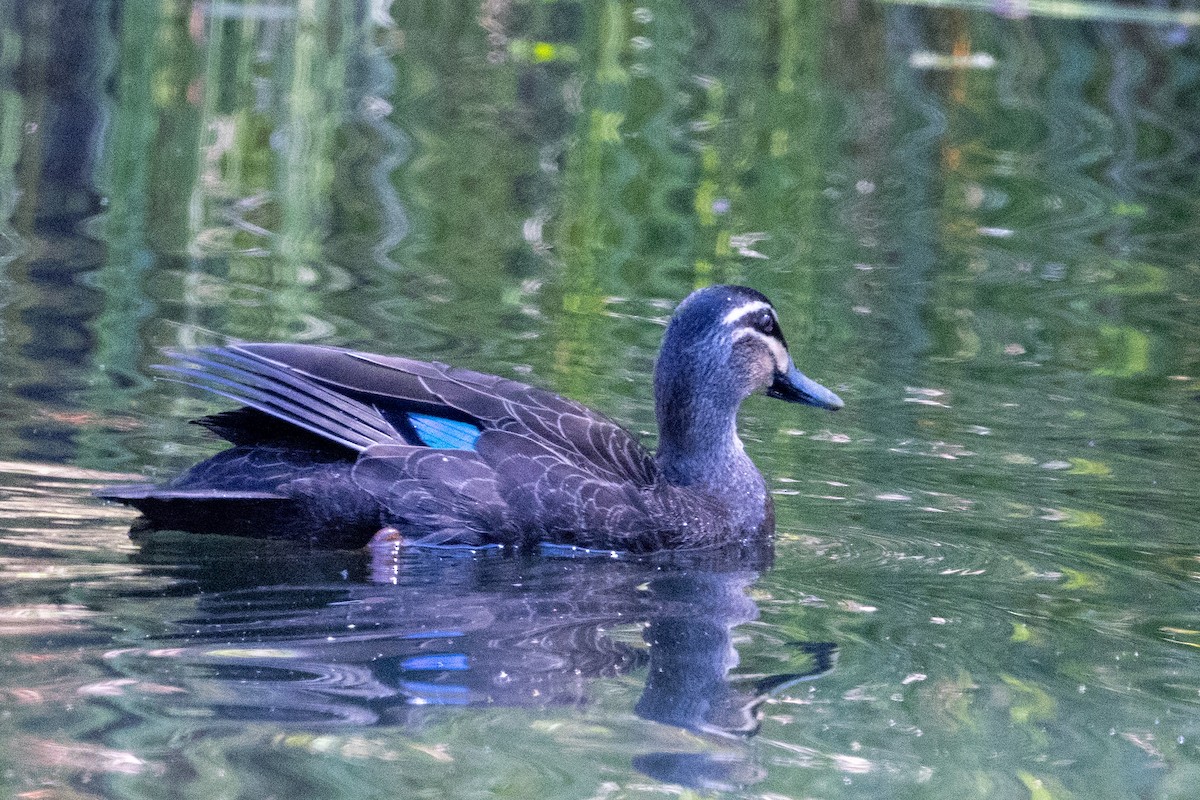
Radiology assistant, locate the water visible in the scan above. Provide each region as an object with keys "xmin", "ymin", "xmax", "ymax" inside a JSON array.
[{"xmin": 1, "ymin": 0, "xmax": 1199, "ymax": 797}]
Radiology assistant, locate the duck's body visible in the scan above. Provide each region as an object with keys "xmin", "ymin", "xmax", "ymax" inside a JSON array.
[{"xmin": 99, "ymin": 286, "xmax": 842, "ymax": 551}]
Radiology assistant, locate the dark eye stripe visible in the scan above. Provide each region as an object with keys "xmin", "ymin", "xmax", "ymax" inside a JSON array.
[
  {"xmin": 728, "ymin": 309, "xmax": 784, "ymax": 342},
  {"xmin": 732, "ymin": 313, "xmax": 789, "ymax": 352},
  {"xmin": 728, "ymin": 309, "xmax": 776, "ymax": 331}
]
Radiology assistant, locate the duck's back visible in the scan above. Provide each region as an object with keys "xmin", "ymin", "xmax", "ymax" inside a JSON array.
[{"xmin": 100, "ymin": 344, "xmax": 758, "ymax": 551}]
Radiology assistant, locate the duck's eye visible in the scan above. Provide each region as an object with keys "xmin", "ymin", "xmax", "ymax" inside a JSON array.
[{"xmin": 754, "ymin": 311, "xmax": 777, "ymax": 336}]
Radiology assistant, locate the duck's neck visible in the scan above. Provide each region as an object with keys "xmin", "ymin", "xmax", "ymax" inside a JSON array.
[
  {"xmin": 652, "ymin": 346, "xmax": 773, "ymax": 533},
  {"xmin": 654, "ymin": 385, "xmax": 753, "ymax": 489}
]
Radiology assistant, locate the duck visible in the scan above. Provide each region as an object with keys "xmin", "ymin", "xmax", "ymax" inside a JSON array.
[{"xmin": 98, "ymin": 285, "xmax": 843, "ymax": 552}]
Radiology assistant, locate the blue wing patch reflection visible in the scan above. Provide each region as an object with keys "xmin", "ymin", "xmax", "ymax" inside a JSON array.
[
  {"xmin": 401, "ymin": 653, "xmax": 469, "ymax": 671},
  {"xmin": 400, "ymin": 681, "xmax": 471, "ymax": 705}
]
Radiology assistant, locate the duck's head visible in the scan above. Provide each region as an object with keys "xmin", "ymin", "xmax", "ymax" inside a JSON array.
[
  {"xmin": 652, "ymin": 284, "xmax": 842, "ymax": 492},
  {"xmin": 655, "ymin": 285, "xmax": 843, "ymax": 416}
]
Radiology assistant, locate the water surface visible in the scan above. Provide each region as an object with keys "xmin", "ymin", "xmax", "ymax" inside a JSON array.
[{"xmin": 1, "ymin": 1, "xmax": 1199, "ymax": 797}]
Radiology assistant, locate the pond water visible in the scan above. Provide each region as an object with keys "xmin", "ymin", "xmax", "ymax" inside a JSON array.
[{"xmin": 1, "ymin": 0, "xmax": 1199, "ymax": 797}]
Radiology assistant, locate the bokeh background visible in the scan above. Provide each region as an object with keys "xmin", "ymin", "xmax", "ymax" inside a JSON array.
[{"xmin": 1, "ymin": 1, "xmax": 1199, "ymax": 798}]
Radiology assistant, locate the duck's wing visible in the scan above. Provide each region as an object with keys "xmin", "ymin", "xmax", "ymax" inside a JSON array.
[{"xmin": 161, "ymin": 344, "xmax": 659, "ymax": 487}]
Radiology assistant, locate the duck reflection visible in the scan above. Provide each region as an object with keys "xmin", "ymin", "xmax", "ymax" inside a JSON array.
[{"xmin": 124, "ymin": 536, "xmax": 835, "ymax": 790}]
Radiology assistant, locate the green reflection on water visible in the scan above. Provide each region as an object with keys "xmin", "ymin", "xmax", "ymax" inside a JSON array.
[{"xmin": 0, "ymin": 0, "xmax": 1198, "ymax": 798}]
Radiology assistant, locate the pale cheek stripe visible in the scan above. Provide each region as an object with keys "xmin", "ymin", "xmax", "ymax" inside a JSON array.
[
  {"xmin": 733, "ymin": 328, "xmax": 790, "ymax": 371},
  {"xmin": 721, "ymin": 300, "xmax": 772, "ymax": 326},
  {"xmin": 764, "ymin": 335, "xmax": 789, "ymax": 372}
]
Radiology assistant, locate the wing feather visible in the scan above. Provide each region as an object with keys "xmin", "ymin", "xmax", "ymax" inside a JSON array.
[
  {"xmin": 159, "ymin": 348, "xmax": 401, "ymax": 452},
  {"xmin": 219, "ymin": 344, "xmax": 660, "ymax": 486}
]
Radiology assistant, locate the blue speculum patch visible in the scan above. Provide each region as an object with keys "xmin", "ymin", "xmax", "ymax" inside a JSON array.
[{"xmin": 409, "ymin": 413, "xmax": 482, "ymax": 450}]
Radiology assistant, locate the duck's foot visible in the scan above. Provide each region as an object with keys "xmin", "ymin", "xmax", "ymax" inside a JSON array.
[
  {"xmin": 367, "ymin": 527, "xmax": 407, "ymax": 584},
  {"xmin": 369, "ymin": 526, "xmax": 407, "ymax": 547}
]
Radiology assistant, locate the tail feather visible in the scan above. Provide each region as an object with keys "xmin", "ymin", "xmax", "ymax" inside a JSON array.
[
  {"xmin": 96, "ymin": 484, "xmax": 376, "ymax": 546},
  {"xmin": 97, "ymin": 484, "xmax": 288, "ymax": 503}
]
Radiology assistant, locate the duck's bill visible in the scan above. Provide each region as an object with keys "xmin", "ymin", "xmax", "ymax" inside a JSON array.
[{"xmin": 767, "ymin": 363, "xmax": 844, "ymax": 410}]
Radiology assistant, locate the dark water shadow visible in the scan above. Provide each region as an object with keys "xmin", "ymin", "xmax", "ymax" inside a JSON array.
[{"xmin": 118, "ymin": 534, "xmax": 836, "ymax": 791}]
